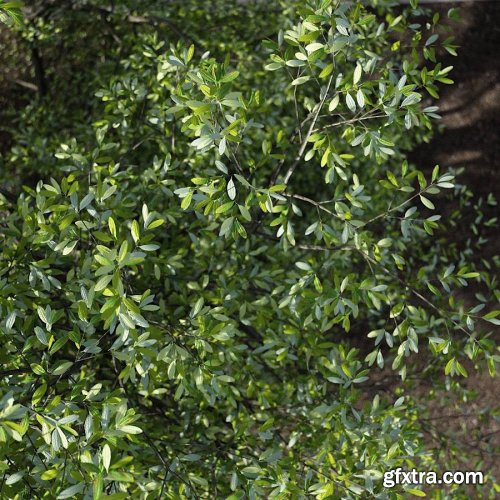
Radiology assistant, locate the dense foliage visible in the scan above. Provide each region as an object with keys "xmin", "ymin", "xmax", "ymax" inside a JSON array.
[{"xmin": 0, "ymin": 0, "xmax": 498, "ymax": 498}]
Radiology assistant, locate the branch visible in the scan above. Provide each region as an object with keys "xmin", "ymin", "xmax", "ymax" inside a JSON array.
[
  {"xmin": 313, "ymin": 111, "xmax": 387, "ymax": 133},
  {"xmin": 363, "ymin": 181, "xmax": 439, "ymax": 227},
  {"xmin": 6, "ymin": 78, "xmax": 38, "ymax": 92},
  {"xmin": 283, "ymin": 74, "xmax": 334, "ymax": 185},
  {"xmin": 282, "ymin": 192, "xmax": 342, "ymax": 219},
  {"xmin": 31, "ymin": 44, "xmax": 47, "ymax": 98},
  {"xmin": 357, "ymin": 249, "xmax": 483, "ymax": 346},
  {"xmin": 0, "ymin": 367, "xmax": 30, "ymax": 377}
]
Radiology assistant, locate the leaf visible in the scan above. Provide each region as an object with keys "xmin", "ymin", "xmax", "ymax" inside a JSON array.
[
  {"xmin": 191, "ymin": 136, "xmax": 213, "ymax": 149},
  {"xmin": 329, "ymin": 94, "xmax": 339, "ymax": 112},
  {"xmin": 295, "ymin": 261, "xmax": 311, "ymax": 271},
  {"xmin": 84, "ymin": 414, "xmax": 94, "ymax": 439},
  {"xmin": 220, "ymin": 70, "xmax": 239, "ymax": 82},
  {"xmin": 485, "ymin": 318, "xmax": 500, "ymax": 326},
  {"xmin": 139, "ymin": 244, "xmax": 159, "ymax": 251},
  {"xmin": 37, "ymin": 306, "xmax": 47, "ymax": 324},
  {"xmin": 394, "ymin": 396, "xmax": 405, "ymax": 407},
  {"xmin": 420, "ymin": 195, "xmax": 435, "ymax": 210},
  {"xmin": 215, "ymin": 160, "xmax": 228, "ymax": 174},
  {"xmin": 95, "ymin": 275, "xmax": 112, "ymax": 292},
  {"xmin": 227, "ymin": 177, "xmax": 236, "ymax": 200},
  {"xmin": 425, "ymin": 34, "xmax": 439, "ymax": 46},
  {"xmin": 238, "ymin": 204, "xmax": 251, "ymax": 221},
  {"xmin": 319, "ymin": 63, "xmax": 334, "ymax": 78},
  {"xmin": 219, "ymin": 217, "xmax": 234, "ymax": 237},
  {"xmin": 119, "ymin": 425, "xmax": 142, "ymax": 435},
  {"xmin": 57, "ymin": 483, "xmax": 85, "ymax": 499},
  {"xmin": 102, "ymin": 444, "xmax": 111, "ymax": 472},
  {"xmin": 401, "ymin": 93, "xmax": 421, "ymax": 107},
  {"xmin": 216, "ymin": 201, "xmax": 234, "ymax": 214},
  {"xmin": 147, "ymin": 218, "xmax": 164, "ymax": 230},
  {"xmin": 51, "ymin": 428, "xmax": 61, "ymax": 451},
  {"xmin": 191, "ymin": 297, "xmax": 204, "ymax": 318},
  {"xmin": 180, "ymin": 191, "xmax": 193, "ymax": 210},
  {"xmin": 52, "ymin": 361, "xmax": 73, "ymax": 376},
  {"xmin": 305, "ymin": 42, "xmax": 324, "ymax": 53},
  {"xmin": 31, "ymin": 363, "xmax": 45, "ymax": 375},
  {"xmin": 286, "ymin": 59, "xmax": 305, "ymax": 68},
  {"xmin": 32, "ymin": 383, "xmax": 47, "ymax": 405},
  {"xmin": 57, "ymin": 427, "xmax": 68, "ymax": 449},
  {"xmin": 406, "ymin": 488, "xmax": 426, "ymax": 497},
  {"xmin": 443, "ymin": 264, "xmax": 455, "ymax": 279},
  {"xmin": 390, "ymin": 303, "xmax": 404, "ymax": 318},
  {"xmin": 356, "ymin": 89, "xmax": 365, "ymax": 108},
  {"xmin": 353, "ymin": 63, "xmax": 362, "ymax": 84},
  {"xmin": 131, "ymin": 220, "xmax": 140, "ymax": 243},
  {"xmin": 265, "ymin": 62, "xmax": 282, "ymax": 71},
  {"xmin": 35, "ymin": 326, "xmax": 48, "ymax": 346},
  {"xmin": 108, "ymin": 217, "xmax": 117, "ymax": 238},
  {"xmin": 80, "ymin": 193, "xmax": 94, "ymax": 211},
  {"xmin": 101, "ymin": 184, "xmax": 117, "ymax": 201},
  {"xmin": 62, "ymin": 240, "xmax": 78, "ymax": 255},
  {"xmin": 6, "ymin": 311, "xmax": 16, "ymax": 330},
  {"xmin": 94, "ymin": 474, "xmax": 104, "ymax": 500},
  {"xmin": 445, "ymin": 358, "xmax": 454, "ymax": 376},
  {"xmin": 118, "ymin": 240, "xmax": 129, "ymax": 262},
  {"xmin": 241, "ymin": 466, "xmax": 261, "ymax": 477},
  {"xmin": 41, "ymin": 468, "xmax": 58, "ymax": 481},
  {"xmin": 5, "ymin": 472, "xmax": 24, "ymax": 485},
  {"xmin": 291, "ymin": 76, "xmax": 310, "ymax": 86},
  {"xmin": 346, "ymin": 93, "xmax": 356, "ymax": 112}
]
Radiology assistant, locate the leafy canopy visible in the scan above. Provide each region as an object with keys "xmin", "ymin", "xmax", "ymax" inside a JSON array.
[{"xmin": 0, "ymin": 0, "xmax": 498, "ymax": 498}]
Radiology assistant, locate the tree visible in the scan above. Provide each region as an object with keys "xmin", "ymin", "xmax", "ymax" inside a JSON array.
[{"xmin": 0, "ymin": 0, "xmax": 498, "ymax": 498}]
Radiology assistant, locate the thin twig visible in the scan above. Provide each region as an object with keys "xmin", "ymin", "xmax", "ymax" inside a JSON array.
[{"xmin": 283, "ymin": 74, "xmax": 334, "ymax": 185}]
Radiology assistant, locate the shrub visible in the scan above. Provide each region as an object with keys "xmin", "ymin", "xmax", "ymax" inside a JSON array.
[{"xmin": 0, "ymin": 0, "xmax": 498, "ymax": 498}]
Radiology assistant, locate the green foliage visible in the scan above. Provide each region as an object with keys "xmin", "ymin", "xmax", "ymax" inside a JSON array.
[
  {"xmin": 0, "ymin": 1, "xmax": 23, "ymax": 27},
  {"xmin": 0, "ymin": 0, "xmax": 498, "ymax": 498}
]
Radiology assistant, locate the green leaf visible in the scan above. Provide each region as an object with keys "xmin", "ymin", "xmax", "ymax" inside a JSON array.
[
  {"xmin": 118, "ymin": 425, "xmax": 142, "ymax": 435},
  {"xmin": 32, "ymin": 383, "xmax": 47, "ymax": 405},
  {"xmin": 291, "ymin": 76, "xmax": 310, "ymax": 86},
  {"xmin": 35, "ymin": 327, "xmax": 48, "ymax": 346},
  {"xmin": 95, "ymin": 275, "xmax": 112, "ymax": 292},
  {"xmin": 52, "ymin": 361, "xmax": 73, "ymax": 376},
  {"xmin": 356, "ymin": 89, "xmax": 365, "ymax": 108},
  {"xmin": 227, "ymin": 177, "xmax": 236, "ymax": 201},
  {"xmin": 445, "ymin": 358, "xmax": 455, "ymax": 376},
  {"xmin": 219, "ymin": 217, "xmax": 234, "ymax": 237},
  {"xmin": 406, "ymin": 488, "xmax": 426, "ymax": 497},
  {"xmin": 102, "ymin": 444, "xmax": 111, "ymax": 472},
  {"xmin": 329, "ymin": 94, "xmax": 340, "ymax": 112},
  {"xmin": 346, "ymin": 93, "xmax": 356, "ymax": 112},
  {"xmin": 420, "ymin": 195, "xmax": 435, "ymax": 210},
  {"xmin": 41, "ymin": 468, "xmax": 58, "ymax": 481},
  {"xmin": 181, "ymin": 191, "xmax": 193, "ymax": 210},
  {"xmin": 108, "ymin": 217, "xmax": 117, "ymax": 238},
  {"xmin": 147, "ymin": 219, "xmax": 165, "ymax": 230},
  {"xmin": 353, "ymin": 63, "xmax": 362, "ymax": 84},
  {"xmin": 94, "ymin": 474, "xmax": 104, "ymax": 500},
  {"xmin": 220, "ymin": 70, "xmax": 239, "ymax": 82},
  {"xmin": 131, "ymin": 220, "xmax": 140, "ymax": 243},
  {"xmin": 319, "ymin": 63, "xmax": 334, "ymax": 78},
  {"xmin": 57, "ymin": 483, "xmax": 85, "ymax": 499}
]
